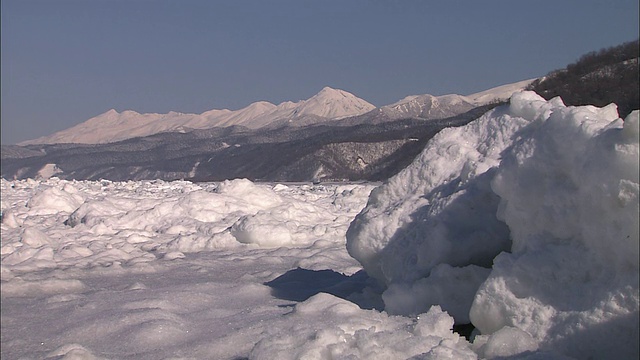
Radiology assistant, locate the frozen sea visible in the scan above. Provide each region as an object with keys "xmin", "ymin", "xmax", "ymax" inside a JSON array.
[{"xmin": 2, "ymin": 179, "xmax": 391, "ymax": 359}]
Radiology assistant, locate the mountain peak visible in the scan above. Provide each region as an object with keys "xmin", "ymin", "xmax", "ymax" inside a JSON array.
[
  {"xmin": 99, "ymin": 109, "xmax": 119, "ymax": 117},
  {"xmin": 20, "ymin": 80, "xmax": 535, "ymax": 145},
  {"xmin": 318, "ymin": 86, "xmax": 341, "ymax": 94},
  {"xmin": 297, "ymin": 87, "xmax": 375, "ymax": 119},
  {"xmin": 313, "ymin": 87, "xmax": 353, "ymax": 100}
]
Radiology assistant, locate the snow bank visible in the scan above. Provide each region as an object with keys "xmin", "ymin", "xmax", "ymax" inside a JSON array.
[{"xmin": 347, "ymin": 91, "xmax": 639, "ymax": 358}]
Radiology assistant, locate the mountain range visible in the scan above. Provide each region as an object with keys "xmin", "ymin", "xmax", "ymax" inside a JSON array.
[
  {"xmin": 3, "ymin": 79, "xmax": 534, "ymax": 182},
  {"xmin": 19, "ymin": 87, "xmax": 376, "ymax": 145},
  {"xmin": 19, "ymin": 79, "xmax": 533, "ymax": 145}
]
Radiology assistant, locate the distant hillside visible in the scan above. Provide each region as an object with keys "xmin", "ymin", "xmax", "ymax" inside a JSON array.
[
  {"xmin": 1, "ymin": 105, "xmax": 497, "ymax": 182},
  {"xmin": 1, "ymin": 79, "xmax": 530, "ymax": 182},
  {"xmin": 528, "ymin": 39, "xmax": 639, "ymax": 117}
]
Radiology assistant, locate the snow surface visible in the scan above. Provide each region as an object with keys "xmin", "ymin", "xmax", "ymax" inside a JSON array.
[
  {"xmin": 3, "ymin": 92, "xmax": 638, "ymax": 359},
  {"xmin": 465, "ymin": 78, "xmax": 536, "ymax": 104},
  {"xmin": 19, "ymin": 87, "xmax": 376, "ymax": 145}
]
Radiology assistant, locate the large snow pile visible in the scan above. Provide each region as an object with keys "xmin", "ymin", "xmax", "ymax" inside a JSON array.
[{"xmin": 347, "ymin": 91, "xmax": 639, "ymax": 358}]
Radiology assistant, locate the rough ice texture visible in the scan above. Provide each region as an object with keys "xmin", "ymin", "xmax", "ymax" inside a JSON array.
[
  {"xmin": 250, "ymin": 293, "xmax": 476, "ymax": 360},
  {"xmin": 346, "ymin": 100, "xmax": 525, "ymax": 323},
  {"xmin": 1, "ymin": 177, "xmax": 374, "ymax": 271},
  {"xmin": 471, "ymin": 97, "xmax": 639, "ymax": 359},
  {"xmin": 347, "ymin": 91, "xmax": 639, "ymax": 358},
  {"xmin": 2, "ymin": 179, "xmax": 381, "ymax": 359}
]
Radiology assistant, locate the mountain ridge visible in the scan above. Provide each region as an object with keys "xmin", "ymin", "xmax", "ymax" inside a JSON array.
[
  {"xmin": 1, "ymin": 76, "xmax": 530, "ymax": 182},
  {"xmin": 19, "ymin": 87, "xmax": 376, "ymax": 145},
  {"xmin": 19, "ymin": 80, "xmax": 534, "ymax": 146}
]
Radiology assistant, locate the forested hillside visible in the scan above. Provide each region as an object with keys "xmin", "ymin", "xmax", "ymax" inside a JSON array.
[{"xmin": 528, "ymin": 39, "xmax": 639, "ymax": 117}]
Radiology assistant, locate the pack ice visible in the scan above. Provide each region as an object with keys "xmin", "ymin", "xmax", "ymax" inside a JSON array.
[{"xmin": 1, "ymin": 91, "xmax": 638, "ymax": 359}]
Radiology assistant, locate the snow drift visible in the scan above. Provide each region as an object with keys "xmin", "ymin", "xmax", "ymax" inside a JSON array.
[{"xmin": 347, "ymin": 91, "xmax": 639, "ymax": 358}]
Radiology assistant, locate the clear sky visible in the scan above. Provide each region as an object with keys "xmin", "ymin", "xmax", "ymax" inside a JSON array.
[{"xmin": 1, "ymin": 0, "xmax": 638, "ymax": 145}]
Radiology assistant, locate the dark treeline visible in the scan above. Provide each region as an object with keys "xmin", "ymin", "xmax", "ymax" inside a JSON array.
[{"xmin": 528, "ymin": 39, "xmax": 639, "ymax": 118}]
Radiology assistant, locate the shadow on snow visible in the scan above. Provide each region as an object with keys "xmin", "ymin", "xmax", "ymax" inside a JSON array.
[{"xmin": 265, "ymin": 268, "xmax": 383, "ymax": 310}]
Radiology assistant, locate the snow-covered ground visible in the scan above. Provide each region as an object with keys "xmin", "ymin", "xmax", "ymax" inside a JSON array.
[{"xmin": 2, "ymin": 92, "xmax": 638, "ymax": 359}]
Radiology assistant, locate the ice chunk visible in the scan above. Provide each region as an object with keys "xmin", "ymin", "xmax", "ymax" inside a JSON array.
[
  {"xmin": 473, "ymin": 326, "xmax": 538, "ymax": 358},
  {"xmin": 27, "ymin": 185, "xmax": 84, "ymax": 215},
  {"xmin": 471, "ymin": 95, "xmax": 639, "ymax": 359},
  {"xmin": 250, "ymin": 293, "xmax": 476, "ymax": 360},
  {"xmin": 382, "ymin": 264, "xmax": 491, "ymax": 323}
]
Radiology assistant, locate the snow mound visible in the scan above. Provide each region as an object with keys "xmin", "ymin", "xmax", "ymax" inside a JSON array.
[
  {"xmin": 347, "ymin": 91, "xmax": 639, "ymax": 358},
  {"xmin": 250, "ymin": 293, "xmax": 476, "ymax": 360}
]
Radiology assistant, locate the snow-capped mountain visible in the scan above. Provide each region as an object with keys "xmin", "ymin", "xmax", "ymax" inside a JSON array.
[
  {"xmin": 19, "ymin": 80, "xmax": 534, "ymax": 145},
  {"xmin": 378, "ymin": 93, "xmax": 478, "ymax": 120},
  {"xmin": 376, "ymin": 78, "xmax": 536, "ymax": 121},
  {"xmin": 465, "ymin": 78, "xmax": 536, "ymax": 104},
  {"xmin": 20, "ymin": 87, "xmax": 376, "ymax": 145},
  {"xmin": 3, "ymin": 79, "xmax": 537, "ymax": 182}
]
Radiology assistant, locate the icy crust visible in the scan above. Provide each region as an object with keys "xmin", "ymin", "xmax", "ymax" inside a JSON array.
[
  {"xmin": 1, "ymin": 178, "xmax": 375, "ymax": 271},
  {"xmin": 347, "ymin": 91, "xmax": 639, "ymax": 358}
]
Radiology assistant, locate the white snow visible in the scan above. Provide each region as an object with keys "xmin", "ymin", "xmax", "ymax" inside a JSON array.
[
  {"xmin": 18, "ymin": 79, "xmax": 534, "ymax": 145},
  {"xmin": 3, "ymin": 92, "xmax": 638, "ymax": 359},
  {"xmin": 36, "ymin": 163, "xmax": 63, "ymax": 179},
  {"xmin": 379, "ymin": 78, "xmax": 535, "ymax": 121},
  {"xmin": 380, "ymin": 93, "xmax": 478, "ymax": 120},
  {"xmin": 465, "ymin": 78, "xmax": 537, "ymax": 104},
  {"xmin": 347, "ymin": 91, "xmax": 639, "ymax": 359}
]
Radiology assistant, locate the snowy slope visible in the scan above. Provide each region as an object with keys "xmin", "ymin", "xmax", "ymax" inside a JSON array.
[
  {"xmin": 465, "ymin": 78, "xmax": 536, "ymax": 104},
  {"xmin": 374, "ymin": 79, "xmax": 535, "ymax": 121},
  {"xmin": 379, "ymin": 93, "xmax": 478, "ymax": 120},
  {"xmin": 19, "ymin": 81, "xmax": 535, "ymax": 146},
  {"xmin": 22, "ymin": 109, "xmax": 211, "ymax": 145},
  {"xmin": 20, "ymin": 87, "xmax": 375, "ymax": 145},
  {"xmin": 19, "ymin": 80, "xmax": 535, "ymax": 146}
]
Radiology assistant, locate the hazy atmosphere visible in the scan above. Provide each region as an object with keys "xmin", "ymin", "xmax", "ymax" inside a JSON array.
[{"xmin": 1, "ymin": 0, "xmax": 639, "ymax": 144}]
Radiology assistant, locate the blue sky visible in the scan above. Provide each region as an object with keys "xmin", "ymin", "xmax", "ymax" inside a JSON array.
[{"xmin": 1, "ymin": 0, "xmax": 638, "ymax": 144}]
